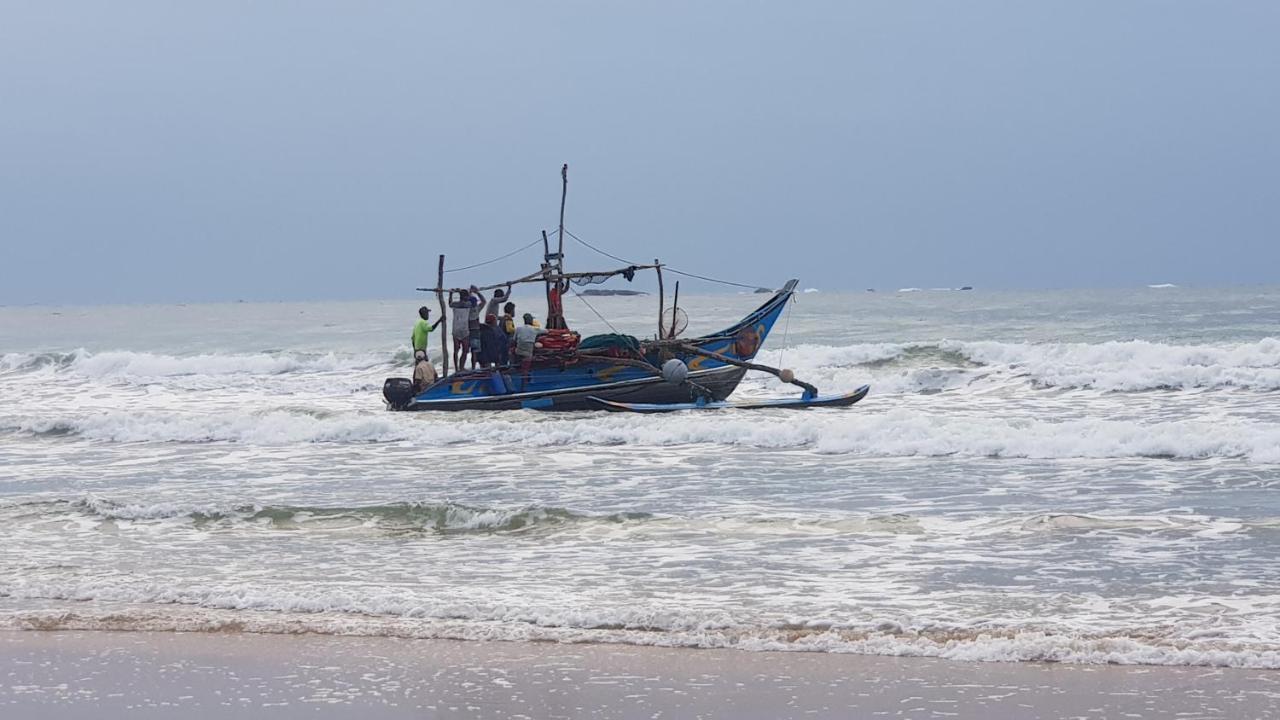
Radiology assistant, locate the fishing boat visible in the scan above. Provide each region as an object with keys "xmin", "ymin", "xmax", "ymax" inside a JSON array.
[{"xmin": 382, "ymin": 166, "xmax": 869, "ymax": 412}]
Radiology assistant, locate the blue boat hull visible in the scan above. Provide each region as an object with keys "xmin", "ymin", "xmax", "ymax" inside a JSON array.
[{"xmin": 386, "ymin": 280, "xmax": 796, "ymax": 412}]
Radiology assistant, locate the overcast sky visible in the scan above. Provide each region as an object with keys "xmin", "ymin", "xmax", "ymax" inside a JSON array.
[{"xmin": 2, "ymin": 2, "xmax": 1277, "ymax": 304}]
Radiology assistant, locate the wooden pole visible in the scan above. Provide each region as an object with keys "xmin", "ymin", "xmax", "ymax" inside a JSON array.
[
  {"xmin": 557, "ymin": 164, "xmax": 568, "ymax": 274},
  {"xmin": 541, "ymin": 230, "xmax": 553, "ymax": 325},
  {"xmin": 669, "ymin": 281, "xmax": 680, "ymax": 339},
  {"xmin": 655, "ymin": 258, "xmax": 665, "ymax": 339},
  {"xmin": 436, "ymin": 254, "xmax": 449, "ymax": 378}
]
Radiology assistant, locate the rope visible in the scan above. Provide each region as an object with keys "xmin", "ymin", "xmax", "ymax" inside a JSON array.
[
  {"xmin": 564, "ymin": 229, "xmax": 764, "ymax": 290},
  {"xmin": 443, "ymin": 234, "xmax": 547, "ymax": 274},
  {"xmin": 664, "ymin": 267, "xmax": 761, "ymax": 290},
  {"xmin": 564, "ymin": 229, "xmax": 635, "ymax": 265}
]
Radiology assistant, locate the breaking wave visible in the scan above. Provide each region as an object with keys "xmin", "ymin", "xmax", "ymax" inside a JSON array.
[
  {"xmin": 0, "ymin": 348, "xmax": 404, "ymax": 378},
  {"xmin": 3, "ymin": 601, "xmax": 1277, "ymax": 669},
  {"xmin": 35, "ymin": 498, "xmax": 649, "ymax": 534},
  {"xmin": 8, "ymin": 408, "xmax": 1280, "ymax": 462},
  {"xmin": 774, "ymin": 338, "xmax": 1280, "ymax": 392},
  {"xmin": 5, "ymin": 339, "xmax": 1279, "ymax": 393}
]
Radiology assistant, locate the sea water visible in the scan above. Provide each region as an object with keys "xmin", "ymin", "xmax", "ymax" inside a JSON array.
[{"xmin": 2, "ymin": 287, "xmax": 1279, "ymax": 667}]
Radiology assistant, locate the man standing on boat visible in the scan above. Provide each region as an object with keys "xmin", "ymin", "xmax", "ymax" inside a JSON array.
[
  {"xmin": 501, "ymin": 301, "xmax": 517, "ymax": 336},
  {"xmin": 513, "ymin": 313, "xmax": 547, "ymax": 390},
  {"xmin": 485, "ymin": 285, "xmax": 511, "ymax": 324},
  {"xmin": 411, "ymin": 306, "xmax": 442, "ymax": 359},
  {"xmin": 449, "ymin": 289, "xmax": 476, "ymax": 371},
  {"xmin": 478, "ymin": 314, "xmax": 509, "ymax": 369},
  {"xmin": 466, "ymin": 286, "xmax": 486, "ymax": 370}
]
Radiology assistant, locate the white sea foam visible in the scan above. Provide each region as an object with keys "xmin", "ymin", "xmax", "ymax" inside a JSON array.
[
  {"xmin": 7, "ymin": 339, "xmax": 1280, "ymax": 393},
  {"xmin": 762, "ymin": 339, "xmax": 1280, "ymax": 392},
  {"xmin": 949, "ymin": 338, "xmax": 1280, "ymax": 391},
  {"xmin": 6, "ymin": 294, "xmax": 1280, "ymax": 674},
  {"xmin": 55, "ymin": 497, "xmax": 622, "ymax": 533},
  {"xmin": 1, "ymin": 348, "xmax": 402, "ymax": 378},
  {"xmin": 11, "ymin": 408, "xmax": 1280, "ymax": 461},
  {"xmin": 3, "ymin": 600, "xmax": 1278, "ymax": 669}
]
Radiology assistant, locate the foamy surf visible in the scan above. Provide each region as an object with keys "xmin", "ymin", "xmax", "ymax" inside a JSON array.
[
  {"xmin": 8, "ymin": 408, "xmax": 1280, "ymax": 462},
  {"xmin": 5, "ymin": 339, "xmax": 1280, "ymax": 393},
  {"xmin": 5, "ymin": 289, "xmax": 1280, "ymax": 672},
  {"xmin": 4, "ymin": 603, "xmax": 1278, "ymax": 669},
  {"xmin": 1, "ymin": 348, "xmax": 405, "ymax": 378}
]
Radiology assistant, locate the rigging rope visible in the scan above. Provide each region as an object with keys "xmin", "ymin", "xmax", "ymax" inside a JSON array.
[
  {"xmin": 564, "ymin": 229, "xmax": 764, "ymax": 290},
  {"xmin": 564, "ymin": 229, "xmax": 634, "ymax": 265},
  {"xmin": 664, "ymin": 267, "xmax": 761, "ymax": 291},
  {"xmin": 568, "ymin": 288, "xmax": 622, "ymax": 335},
  {"xmin": 443, "ymin": 233, "xmax": 548, "ymax": 274}
]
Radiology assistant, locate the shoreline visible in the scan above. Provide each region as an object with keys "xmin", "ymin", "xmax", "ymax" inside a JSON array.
[{"xmin": 4, "ymin": 630, "xmax": 1278, "ymax": 718}]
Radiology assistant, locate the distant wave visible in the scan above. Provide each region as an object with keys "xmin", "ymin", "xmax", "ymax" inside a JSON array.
[
  {"xmin": 8, "ymin": 408, "xmax": 1280, "ymax": 462},
  {"xmin": 1148, "ymin": 283, "xmax": 1178, "ymax": 289}
]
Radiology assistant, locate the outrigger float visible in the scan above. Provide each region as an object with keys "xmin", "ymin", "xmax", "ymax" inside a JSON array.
[{"xmin": 383, "ymin": 166, "xmax": 869, "ymax": 412}]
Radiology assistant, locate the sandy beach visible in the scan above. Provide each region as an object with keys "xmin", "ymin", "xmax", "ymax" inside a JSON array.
[{"xmin": 3, "ymin": 630, "xmax": 1277, "ymax": 719}]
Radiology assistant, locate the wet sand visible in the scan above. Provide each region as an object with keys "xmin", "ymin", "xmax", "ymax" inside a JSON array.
[{"xmin": 3, "ymin": 630, "xmax": 1278, "ymax": 719}]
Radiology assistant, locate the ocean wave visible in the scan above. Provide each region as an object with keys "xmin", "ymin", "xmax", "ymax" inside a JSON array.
[
  {"xmin": 771, "ymin": 338, "xmax": 1280, "ymax": 392},
  {"xmin": 0, "ymin": 348, "xmax": 405, "ymax": 378},
  {"xmin": 3, "ymin": 602, "xmax": 1278, "ymax": 669},
  {"xmin": 11, "ymin": 499, "xmax": 1267, "ymax": 541},
  {"xmin": 25, "ymin": 498, "xmax": 649, "ymax": 534},
  {"xmin": 950, "ymin": 338, "xmax": 1280, "ymax": 391},
  {"xmin": 6, "ymin": 339, "xmax": 1279, "ymax": 395},
  {"xmin": 8, "ymin": 408, "xmax": 1280, "ymax": 462}
]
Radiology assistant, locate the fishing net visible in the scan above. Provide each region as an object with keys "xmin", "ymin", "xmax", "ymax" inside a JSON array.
[
  {"xmin": 570, "ymin": 265, "xmax": 641, "ymax": 286},
  {"xmin": 579, "ymin": 334, "xmax": 641, "ymax": 353}
]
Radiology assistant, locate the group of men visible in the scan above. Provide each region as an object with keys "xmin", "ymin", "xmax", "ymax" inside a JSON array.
[{"xmin": 409, "ymin": 284, "xmax": 547, "ymax": 392}]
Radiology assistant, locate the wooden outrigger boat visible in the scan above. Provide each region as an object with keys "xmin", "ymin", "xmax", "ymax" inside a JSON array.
[{"xmin": 382, "ymin": 166, "xmax": 869, "ymax": 412}]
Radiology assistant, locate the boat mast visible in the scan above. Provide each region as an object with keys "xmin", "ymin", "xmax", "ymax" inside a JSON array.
[
  {"xmin": 655, "ymin": 258, "xmax": 665, "ymax": 339},
  {"xmin": 546, "ymin": 164, "xmax": 569, "ymax": 329},
  {"xmin": 557, "ymin": 164, "xmax": 568, "ymax": 277},
  {"xmin": 541, "ymin": 230, "xmax": 554, "ymax": 326}
]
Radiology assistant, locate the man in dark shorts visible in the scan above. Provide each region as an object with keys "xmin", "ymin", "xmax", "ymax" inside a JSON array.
[
  {"xmin": 466, "ymin": 286, "xmax": 486, "ymax": 370},
  {"xmin": 448, "ymin": 289, "xmax": 476, "ymax": 371},
  {"xmin": 478, "ymin": 314, "xmax": 509, "ymax": 369},
  {"xmin": 513, "ymin": 313, "xmax": 546, "ymax": 390}
]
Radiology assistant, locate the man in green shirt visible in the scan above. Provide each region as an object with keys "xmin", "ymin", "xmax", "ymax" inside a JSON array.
[{"xmin": 411, "ymin": 306, "xmax": 443, "ymax": 357}]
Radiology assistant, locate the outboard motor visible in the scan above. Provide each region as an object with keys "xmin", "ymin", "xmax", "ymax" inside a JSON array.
[{"xmin": 383, "ymin": 377, "xmax": 416, "ymax": 410}]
